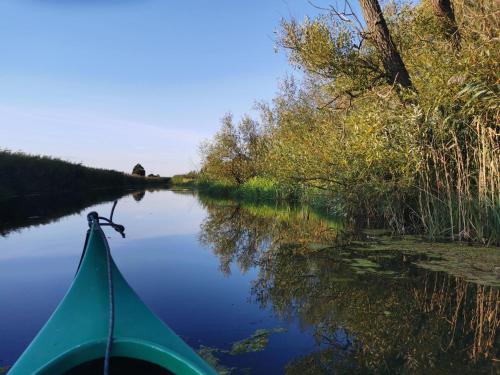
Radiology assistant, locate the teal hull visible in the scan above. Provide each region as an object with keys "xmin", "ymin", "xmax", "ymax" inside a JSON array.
[{"xmin": 9, "ymin": 221, "xmax": 217, "ymax": 374}]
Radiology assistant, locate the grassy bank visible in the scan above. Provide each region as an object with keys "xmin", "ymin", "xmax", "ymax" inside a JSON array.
[
  {"xmin": 174, "ymin": 174, "xmax": 499, "ymax": 244},
  {"xmin": 0, "ymin": 150, "xmax": 171, "ymax": 200},
  {"xmin": 173, "ymin": 176, "xmax": 339, "ymax": 216},
  {"xmin": 198, "ymin": 177, "xmax": 290, "ymax": 201},
  {"xmin": 173, "ymin": 176, "xmax": 302, "ymax": 202}
]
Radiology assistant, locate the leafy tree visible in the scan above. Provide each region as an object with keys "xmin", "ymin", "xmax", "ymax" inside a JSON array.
[
  {"xmin": 132, "ymin": 163, "xmax": 145, "ymax": 176},
  {"xmin": 199, "ymin": 0, "xmax": 500, "ymax": 243},
  {"xmin": 279, "ymin": 0, "xmax": 413, "ymax": 103},
  {"xmin": 200, "ymin": 113, "xmax": 267, "ymax": 185}
]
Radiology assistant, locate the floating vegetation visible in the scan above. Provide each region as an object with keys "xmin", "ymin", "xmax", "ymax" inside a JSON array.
[
  {"xmin": 349, "ymin": 258, "xmax": 380, "ymax": 268},
  {"xmin": 347, "ymin": 257, "xmax": 398, "ymax": 275},
  {"xmin": 306, "ymin": 243, "xmax": 333, "ymax": 252},
  {"xmin": 415, "ymin": 259, "xmax": 500, "ymax": 287},
  {"xmin": 367, "ymin": 254, "xmax": 397, "ymax": 260},
  {"xmin": 197, "ymin": 346, "xmax": 235, "ymax": 375},
  {"xmin": 350, "ymin": 236, "xmax": 500, "ymax": 286},
  {"xmin": 197, "ymin": 327, "xmax": 288, "ymax": 373},
  {"xmin": 230, "ymin": 328, "xmax": 287, "ymax": 355},
  {"xmin": 328, "ymin": 277, "xmax": 354, "ymax": 282}
]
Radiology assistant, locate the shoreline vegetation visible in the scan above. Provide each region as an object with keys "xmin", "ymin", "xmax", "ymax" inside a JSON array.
[
  {"xmin": 0, "ymin": 150, "xmax": 171, "ymax": 201},
  {"xmin": 185, "ymin": 0, "xmax": 499, "ymax": 245}
]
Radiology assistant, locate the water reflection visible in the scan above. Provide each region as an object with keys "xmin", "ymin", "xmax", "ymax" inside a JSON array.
[
  {"xmin": 132, "ymin": 191, "xmax": 146, "ymax": 202},
  {"xmin": 0, "ymin": 190, "xmax": 497, "ymax": 374},
  {"xmin": 0, "ymin": 188, "xmax": 165, "ymax": 236},
  {"xmin": 199, "ymin": 195, "xmax": 499, "ymax": 373},
  {"xmin": 199, "ymin": 196, "xmax": 343, "ymax": 276}
]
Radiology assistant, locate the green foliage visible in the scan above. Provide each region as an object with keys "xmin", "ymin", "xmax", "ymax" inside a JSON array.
[
  {"xmin": 238, "ymin": 177, "xmax": 278, "ymax": 199},
  {"xmin": 280, "ymin": 14, "xmax": 388, "ymax": 95},
  {"xmin": 200, "ymin": 113, "xmax": 267, "ymax": 185},
  {"xmin": 198, "ymin": 0, "xmax": 499, "ymax": 244},
  {"xmin": 195, "ymin": 177, "xmax": 306, "ymax": 203},
  {"xmin": 171, "ymin": 171, "xmax": 199, "ymax": 187}
]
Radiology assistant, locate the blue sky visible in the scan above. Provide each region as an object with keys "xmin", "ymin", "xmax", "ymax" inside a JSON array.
[{"xmin": 0, "ymin": 0, "xmax": 356, "ymax": 175}]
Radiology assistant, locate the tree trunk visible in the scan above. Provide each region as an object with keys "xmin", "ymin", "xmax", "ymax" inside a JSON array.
[
  {"xmin": 359, "ymin": 0, "xmax": 413, "ymax": 89},
  {"xmin": 430, "ymin": 0, "xmax": 461, "ymax": 50}
]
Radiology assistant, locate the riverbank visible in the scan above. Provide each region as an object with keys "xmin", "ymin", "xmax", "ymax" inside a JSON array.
[
  {"xmin": 172, "ymin": 176, "xmax": 500, "ymax": 246},
  {"xmin": 193, "ymin": 1, "xmax": 499, "ymax": 246},
  {"xmin": 172, "ymin": 176, "xmax": 307, "ymax": 202},
  {"xmin": 0, "ymin": 150, "xmax": 171, "ymax": 201}
]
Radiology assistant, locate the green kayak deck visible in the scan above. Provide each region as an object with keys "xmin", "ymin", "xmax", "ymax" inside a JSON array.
[{"xmin": 9, "ymin": 217, "xmax": 217, "ymax": 375}]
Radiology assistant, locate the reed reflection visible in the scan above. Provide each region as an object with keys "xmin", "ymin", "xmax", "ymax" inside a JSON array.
[{"xmin": 198, "ymin": 195, "xmax": 499, "ymax": 373}]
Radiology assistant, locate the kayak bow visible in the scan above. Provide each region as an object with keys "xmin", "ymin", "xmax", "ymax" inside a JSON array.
[{"xmin": 9, "ymin": 212, "xmax": 217, "ymax": 375}]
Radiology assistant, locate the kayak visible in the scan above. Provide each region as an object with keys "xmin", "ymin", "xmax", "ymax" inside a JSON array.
[{"xmin": 9, "ymin": 211, "xmax": 217, "ymax": 375}]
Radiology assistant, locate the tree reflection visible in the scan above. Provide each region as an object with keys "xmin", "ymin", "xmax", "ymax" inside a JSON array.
[
  {"xmin": 198, "ymin": 195, "xmax": 499, "ymax": 373},
  {"xmin": 132, "ymin": 190, "xmax": 146, "ymax": 201},
  {"xmin": 198, "ymin": 196, "xmax": 341, "ymax": 275},
  {"xmin": 258, "ymin": 249, "xmax": 499, "ymax": 373}
]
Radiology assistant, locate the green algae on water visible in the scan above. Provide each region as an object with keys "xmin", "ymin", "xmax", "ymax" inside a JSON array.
[
  {"xmin": 197, "ymin": 327, "xmax": 288, "ymax": 373},
  {"xmin": 350, "ymin": 236, "xmax": 500, "ymax": 286},
  {"xmin": 230, "ymin": 328, "xmax": 287, "ymax": 355},
  {"xmin": 197, "ymin": 346, "xmax": 235, "ymax": 375}
]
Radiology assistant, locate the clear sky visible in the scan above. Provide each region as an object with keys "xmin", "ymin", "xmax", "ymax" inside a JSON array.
[{"xmin": 0, "ymin": 0, "xmax": 355, "ymax": 176}]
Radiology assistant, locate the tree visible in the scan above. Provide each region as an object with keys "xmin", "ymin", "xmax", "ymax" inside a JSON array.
[
  {"xmin": 279, "ymin": 0, "xmax": 414, "ymax": 104},
  {"xmin": 200, "ymin": 113, "xmax": 266, "ymax": 185},
  {"xmin": 358, "ymin": 0, "xmax": 412, "ymax": 88},
  {"xmin": 132, "ymin": 163, "xmax": 145, "ymax": 176},
  {"xmin": 430, "ymin": 0, "xmax": 460, "ymax": 49},
  {"xmin": 201, "ymin": 0, "xmax": 500, "ymax": 243}
]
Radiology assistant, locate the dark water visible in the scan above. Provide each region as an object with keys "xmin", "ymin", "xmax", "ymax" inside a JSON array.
[{"xmin": 0, "ymin": 189, "xmax": 498, "ymax": 374}]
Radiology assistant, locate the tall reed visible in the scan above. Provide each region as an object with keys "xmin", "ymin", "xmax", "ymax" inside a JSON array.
[{"xmin": 418, "ymin": 95, "xmax": 499, "ymax": 244}]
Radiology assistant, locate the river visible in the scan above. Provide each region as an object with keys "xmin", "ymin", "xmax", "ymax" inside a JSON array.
[{"xmin": 0, "ymin": 189, "xmax": 498, "ymax": 374}]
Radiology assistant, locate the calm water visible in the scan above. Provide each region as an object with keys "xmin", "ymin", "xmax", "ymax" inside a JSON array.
[{"xmin": 0, "ymin": 189, "xmax": 498, "ymax": 374}]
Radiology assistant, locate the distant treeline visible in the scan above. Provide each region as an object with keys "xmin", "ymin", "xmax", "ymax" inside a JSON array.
[{"xmin": 0, "ymin": 150, "xmax": 171, "ymax": 200}]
